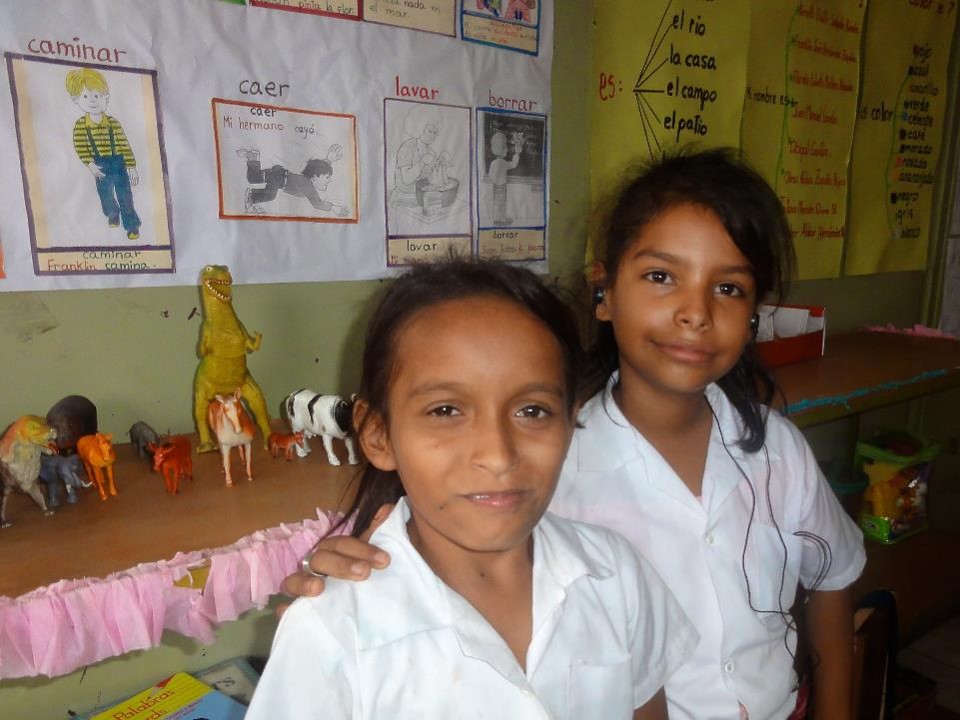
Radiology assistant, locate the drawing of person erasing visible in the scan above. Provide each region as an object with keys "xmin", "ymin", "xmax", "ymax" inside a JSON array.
[
  {"xmin": 237, "ymin": 145, "xmax": 349, "ymax": 217},
  {"xmin": 488, "ymin": 130, "xmax": 524, "ymax": 226},
  {"xmin": 66, "ymin": 68, "xmax": 141, "ymax": 240}
]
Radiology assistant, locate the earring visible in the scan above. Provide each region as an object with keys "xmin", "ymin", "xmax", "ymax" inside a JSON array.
[
  {"xmin": 592, "ymin": 286, "xmax": 605, "ymax": 307},
  {"xmin": 750, "ymin": 314, "xmax": 760, "ymax": 334}
]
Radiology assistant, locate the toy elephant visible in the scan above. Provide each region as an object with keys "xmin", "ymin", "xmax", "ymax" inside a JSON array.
[{"xmin": 39, "ymin": 453, "xmax": 91, "ymax": 507}]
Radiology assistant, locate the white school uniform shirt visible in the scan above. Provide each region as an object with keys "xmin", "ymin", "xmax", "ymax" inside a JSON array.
[
  {"xmin": 549, "ymin": 379, "xmax": 866, "ymax": 720},
  {"xmin": 247, "ymin": 496, "xmax": 696, "ymax": 720}
]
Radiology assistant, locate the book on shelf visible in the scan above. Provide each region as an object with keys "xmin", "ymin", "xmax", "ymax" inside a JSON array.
[{"xmin": 85, "ymin": 671, "xmax": 246, "ymax": 720}]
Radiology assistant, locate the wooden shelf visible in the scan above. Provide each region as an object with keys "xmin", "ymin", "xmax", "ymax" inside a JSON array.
[
  {"xmin": 0, "ymin": 433, "xmax": 358, "ymax": 599},
  {"xmin": 770, "ymin": 332, "xmax": 960, "ymax": 639},
  {"xmin": 852, "ymin": 529, "xmax": 960, "ymax": 641},
  {"xmin": 772, "ymin": 332, "xmax": 960, "ymax": 427}
]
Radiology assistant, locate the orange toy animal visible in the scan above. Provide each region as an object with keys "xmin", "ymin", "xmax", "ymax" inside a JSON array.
[
  {"xmin": 268, "ymin": 430, "xmax": 305, "ymax": 461},
  {"xmin": 76, "ymin": 432, "xmax": 117, "ymax": 500},
  {"xmin": 148, "ymin": 436, "xmax": 193, "ymax": 494},
  {"xmin": 207, "ymin": 389, "xmax": 255, "ymax": 486}
]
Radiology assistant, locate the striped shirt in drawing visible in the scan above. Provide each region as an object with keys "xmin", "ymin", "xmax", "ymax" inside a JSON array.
[{"xmin": 72, "ymin": 115, "xmax": 136, "ymax": 168}]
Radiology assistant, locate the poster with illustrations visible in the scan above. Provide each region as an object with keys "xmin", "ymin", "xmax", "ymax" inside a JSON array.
[
  {"xmin": 6, "ymin": 55, "xmax": 174, "ymax": 275},
  {"xmin": 366, "ymin": 0, "xmax": 457, "ymax": 36},
  {"xmin": 213, "ymin": 99, "xmax": 358, "ymax": 223},
  {"xmin": 461, "ymin": 0, "xmax": 541, "ymax": 55},
  {"xmin": 476, "ymin": 108, "xmax": 546, "ymax": 260},
  {"xmin": 384, "ymin": 98, "xmax": 472, "ymax": 265},
  {"xmin": 249, "ymin": 0, "xmax": 361, "ymax": 20},
  {"xmin": 0, "ymin": 0, "xmax": 554, "ymax": 290}
]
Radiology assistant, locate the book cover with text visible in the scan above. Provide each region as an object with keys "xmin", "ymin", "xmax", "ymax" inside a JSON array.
[{"xmin": 89, "ymin": 671, "xmax": 246, "ymax": 720}]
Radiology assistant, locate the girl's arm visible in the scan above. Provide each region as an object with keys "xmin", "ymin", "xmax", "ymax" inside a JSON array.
[
  {"xmin": 633, "ymin": 689, "xmax": 668, "ymax": 719},
  {"xmin": 278, "ymin": 504, "xmax": 394, "ymax": 609},
  {"xmin": 805, "ymin": 587, "xmax": 854, "ymax": 720}
]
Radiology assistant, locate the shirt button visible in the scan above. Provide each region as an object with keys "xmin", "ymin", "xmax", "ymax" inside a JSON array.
[
  {"xmin": 724, "ymin": 661, "xmax": 735, "ymax": 673},
  {"xmin": 705, "ymin": 534, "xmax": 717, "ymax": 545}
]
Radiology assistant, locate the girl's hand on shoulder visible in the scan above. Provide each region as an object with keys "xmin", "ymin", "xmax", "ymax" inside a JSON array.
[{"xmin": 276, "ymin": 504, "xmax": 394, "ymax": 617}]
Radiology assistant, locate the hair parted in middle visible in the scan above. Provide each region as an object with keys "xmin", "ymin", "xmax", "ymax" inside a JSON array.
[
  {"xmin": 587, "ymin": 146, "xmax": 796, "ymax": 452},
  {"xmin": 334, "ymin": 256, "xmax": 585, "ymax": 538}
]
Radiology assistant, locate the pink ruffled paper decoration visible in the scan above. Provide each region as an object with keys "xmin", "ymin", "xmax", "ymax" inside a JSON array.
[
  {"xmin": 0, "ymin": 511, "xmax": 347, "ymax": 680},
  {"xmin": 864, "ymin": 323, "xmax": 957, "ymax": 339}
]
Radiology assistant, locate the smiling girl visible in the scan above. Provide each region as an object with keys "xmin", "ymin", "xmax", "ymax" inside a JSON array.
[
  {"xmin": 247, "ymin": 260, "xmax": 695, "ymax": 719},
  {"xmin": 289, "ymin": 149, "xmax": 866, "ymax": 719}
]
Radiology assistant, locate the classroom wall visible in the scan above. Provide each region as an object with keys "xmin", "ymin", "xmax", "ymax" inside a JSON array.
[
  {"xmin": 1, "ymin": 0, "xmax": 957, "ymax": 716},
  {"xmin": 0, "ymin": 32, "xmax": 592, "ymax": 443}
]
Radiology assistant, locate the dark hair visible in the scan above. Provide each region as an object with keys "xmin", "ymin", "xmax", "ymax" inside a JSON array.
[
  {"xmin": 302, "ymin": 158, "xmax": 333, "ymax": 178},
  {"xmin": 587, "ymin": 147, "xmax": 795, "ymax": 452},
  {"xmin": 337, "ymin": 258, "xmax": 584, "ymax": 538}
]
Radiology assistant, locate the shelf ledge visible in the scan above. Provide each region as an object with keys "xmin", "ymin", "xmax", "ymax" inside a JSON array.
[{"xmin": 0, "ymin": 511, "xmax": 345, "ymax": 681}]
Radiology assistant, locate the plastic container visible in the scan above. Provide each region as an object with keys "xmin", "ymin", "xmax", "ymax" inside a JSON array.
[
  {"xmin": 821, "ymin": 457, "xmax": 867, "ymax": 518},
  {"xmin": 855, "ymin": 432, "xmax": 939, "ymax": 544}
]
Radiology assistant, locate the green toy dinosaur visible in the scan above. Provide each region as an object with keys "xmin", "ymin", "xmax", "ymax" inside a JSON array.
[{"xmin": 193, "ymin": 265, "xmax": 271, "ymax": 452}]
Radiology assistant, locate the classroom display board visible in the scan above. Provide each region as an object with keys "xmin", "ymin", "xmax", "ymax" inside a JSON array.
[
  {"xmin": 741, "ymin": 0, "xmax": 864, "ymax": 280},
  {"xmin": 591, "ymin": 0, "xmax": 751, "ymax": 204},
  {"xmin": 0, "ymin": 0, "xmax": 552, "ymax": 290},
  {"xmin": 845, "ymin": 1, "xmax": 957, "ymax": 276},
  {"xmin": 591, "ymin": 0, "xmax": 957, "ymax": 280}
]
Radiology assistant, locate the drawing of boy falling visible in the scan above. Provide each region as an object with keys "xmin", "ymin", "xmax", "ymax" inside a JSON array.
[
  {"xmin": 488, "ymin": 131, "xmax": 523, "ymax": 226},
  {"xmin": 66, "ymin": 68, "xmax": 141, "ymax": 240}
]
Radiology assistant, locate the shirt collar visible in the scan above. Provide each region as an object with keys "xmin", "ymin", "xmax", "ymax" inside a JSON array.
[
  {"xmin": 354, "ymin": 498, "xmax": 613, "ymax": 652},
  {"xmin": 575, "ymin": 373, "xmax": 644, "ymax": 472},
  {"xmin": 354, "ymin": 497, "xmax": 451, "ymax": 651},
  {"xmin": 576, "ymin": 374, "xmax": 754, "ymax": 472}
]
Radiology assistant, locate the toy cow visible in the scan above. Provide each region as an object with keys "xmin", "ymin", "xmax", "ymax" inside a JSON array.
[
  {"xmin": 268, "ymin": 430, "xmax": 306, "ymax": 461},
  {"xmin": 284, "ymin": 389, "xmax": 358, "ymax": 466},
  {"xmin": 207, "ymin": 389, "xmax": 255, "ymax": 485},
  {"xmin": 148, "ymin": 435, "xmax": 192, "ymax": 494},
  {"xmin": 129, "ymin": 421, "xmax": 160, "ymax": 460},
  {"xmin": 39, "ymin": 453, "xmax": 91, "ymax": 506},
  {"xmin": 0, "ymin": 415, "xmax": 57, "ymax": 526},
  {"xmin": 76, "ymin": 432, "xmax": 117, "ymax": 500}
]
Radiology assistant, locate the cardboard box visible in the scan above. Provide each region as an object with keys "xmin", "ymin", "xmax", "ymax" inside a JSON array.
[{"xmin": 755, "ymin": 304, "xmax": 826, "ymax": 368}]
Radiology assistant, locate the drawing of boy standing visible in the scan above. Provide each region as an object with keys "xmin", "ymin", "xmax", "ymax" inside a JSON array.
[
  {"xmin": 488, "ymin": 131, "xmax": 523, "ymax": 226},
  {"xmin": 66, "ymin": 68, "xmax": 141, "ymax": 240}
]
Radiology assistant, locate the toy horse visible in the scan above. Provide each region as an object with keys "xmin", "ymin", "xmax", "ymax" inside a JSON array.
[
  {"xmin": 207, "ymin": 389, "xmax": 255, "ymax": 485},
  {"xmin": 0, "ymin": 415, "xmax": 57, "ymax": 527},
  {"xmin": 76, "ymin": 433, "xmax": 118, "ymax": 500},
  {"xmin": 268, "ymin": 430, "xmax": 306, "ymax": 461},
  {"xmin": 148, "ymin": 435, "xmax": 193, "ymax": 494}
]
